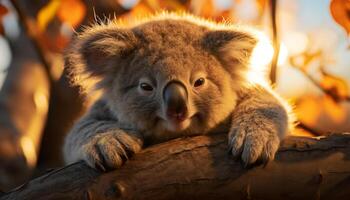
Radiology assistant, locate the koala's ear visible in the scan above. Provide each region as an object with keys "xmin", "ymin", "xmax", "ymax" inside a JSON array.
[
  {"xmin": 65, "ymin": 27, "xmax": 138, "ymax": 81},
  {"xmin": 202, "ymin": 30, "xmax": 258, "ymax": 67}
]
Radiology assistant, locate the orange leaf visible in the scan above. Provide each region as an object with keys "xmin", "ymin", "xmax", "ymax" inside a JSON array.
[
  {"xmin": 37, "ymin": 0, "xmax": 61, "ymax": 32},
  {"xmin": 330, "ymin": 0, "xmax": 350, "ymax": 35},
  {"xmin": 296, "ymin": 95, "xmax": 348, "ymax": 134},
  {"xmin": 158, "ymin": 0, "xmax": 187, "ymax": 11},
  {"xmin": 0, "ymin": 4, "xmax": 8, "ymax": 18},
  {"xmin": 256, "ymin": 0, "xmax": 267, "ymax": 12},
  {"xmin": 57, "ymin": 0, "xmax": 86, "ymax": 28},
  {"xmin": 214, "ymin": 10, "xmax": 233, "ymax": 22},
  {"xmin": 319, "ymin": 69, "xmax": 349, "ymax": 100},
  {"xmin": 0, "ymin": 4, "xmax": 9, "ymax": 35},
  {"xmin": 190, "ymin": 0, "xmax": 215, "ymax": 18},
  {"xmin": 144, "ymin": 0, "xmax": 160, "ymax": 10},
  {"xmin": 322, "ymin": 95, "xmax": 347, "ymax": 123},
  {"xmin": 295, "ymin": 95, "xmax": 321, "ymax": 126}
]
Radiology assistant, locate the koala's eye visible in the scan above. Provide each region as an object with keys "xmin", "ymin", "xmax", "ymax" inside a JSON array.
[
  {"xmin": 194, "ymin": 78, "xmax": 205, "ymax": 87},
  {"xmin": 140, "ymin": 83, "xmax": 154, "ymax": 91}
]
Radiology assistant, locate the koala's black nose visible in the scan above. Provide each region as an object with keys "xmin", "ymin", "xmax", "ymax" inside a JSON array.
[{"xmin": 163, "ymin": 81, "xmax": 188, "ymax": 121}]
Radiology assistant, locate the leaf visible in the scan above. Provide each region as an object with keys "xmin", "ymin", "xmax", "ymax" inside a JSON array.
[
  {"xmin": 295, "ymin": 95, "xmax": 322, "ymax": 126},
  {"xmin": 190, "ymin": 0, "xmax": 215, "ymax": 18},
  {"xmin": 57, "ymin": 0, "xmax": 86, "ymax": 28},
  {"xmin": 0, "ymin": 4, "xmax": 9, "ymax": 35},
  {"xmin": 214, "ymin": 10, "xmax": 233, "ymax": 22},
  {"xmin": 319, "ymin": 68, "xmax": 349, "ymax": 100},
  {"xmin": 157, "ymin": 0, "xmax": 187, "ymax": 11},
  {"xmin": 322, "ymin": 95, "xmax": 347, "ymax": 123},
  {"xmin": 53, "ymin": 34, "xmax": 69, "ymax": 51},
  {"xmin": 296, "ymin": 95, "xmax": 347, "ymax": 131},
  {"xmin": 330, "ymin": 0, "xmax": 350, "ymax": 35},
  {"xmin": 0, "ymin": 4, "xmax": 8, "ymax": 17},
  {"xmin": 136, "ymin": 0, "xmax": 186, "ymax": 12},
  {"xmin": 256, "ymin": 0, "xmax": 267, "ymax": 13},
  {"xmin": 37, "ymin": 0, "xmax": 61, "ymax": 32},
  {"xmin": 144, "ymin": 0, "xmax": 160, "ymax": 10}
]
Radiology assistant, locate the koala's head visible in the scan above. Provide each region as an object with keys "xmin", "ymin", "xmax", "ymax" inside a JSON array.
[{"xmin": 66, "ymin": 13, "xmax": 259, "ymax": 143}]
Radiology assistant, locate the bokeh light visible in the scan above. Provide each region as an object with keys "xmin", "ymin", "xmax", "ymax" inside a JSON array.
[
  {"xmin": 250, "ymin": 34, "xmax": 274, "ymax": 69},
  {"xmin": 283, "ymin": 31, "xmax": 308, "ymax": 56}
]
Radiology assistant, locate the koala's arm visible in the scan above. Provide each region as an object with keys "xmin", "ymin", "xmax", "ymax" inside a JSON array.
[
  {"xmin": 63, "ymin": 99, "xmax": 143, "ymax": 170},
  {"xmin": 228, "ymin": 84, "xmax": 292, "ymax": 166}
]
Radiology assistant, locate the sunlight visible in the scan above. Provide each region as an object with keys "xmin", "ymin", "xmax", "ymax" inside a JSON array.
[
  {"xmin": 247, "ymin": 34, "xmax": 288, "ymax": 85},
  {"xmin": 248, "ymin": 35, "xmax": 273, "ymax": 85},
  {"xmin": 278, "ymin": 43, "xmax": 288, "ymax": 66},
  {"xmin": 250, "ymin": 34, "xmax": 274, "ymax": 69},
  {"xmin": 248, "ymin": 33, "xmax": 288, "ymax": 85},
  {"xmin": 250, "ymin": 35, "xmax": 288, "ymax": 69},
  {"xmin": 283, "ymin": 31, "xmax": 309, "ymax": 55}
]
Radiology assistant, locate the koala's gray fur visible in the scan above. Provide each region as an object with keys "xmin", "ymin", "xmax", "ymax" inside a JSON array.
[{"xmin": 63, "ymin": 12, "xmax": 294, "ymax": 170}]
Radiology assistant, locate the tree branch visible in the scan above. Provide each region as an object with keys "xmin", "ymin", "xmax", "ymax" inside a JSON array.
[
  {"xmin": 9, "ymin": 0, "xmax": 54, "ymax": 85},
  {"xmin": 269, "ymin": 0, "xmax": 279, "ymax": 85},
  {"xmin": 2, "ymin": 133, "xmax": 350, "ymax": 200}
]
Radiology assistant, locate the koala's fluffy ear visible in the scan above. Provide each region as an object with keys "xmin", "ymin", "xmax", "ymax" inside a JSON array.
[
  {"xmin": 65, "ymin": 27, "xmax": 138, "ymax": 91},
  {"xmin": 202, "ymin": 30, "xmax": 258, "ymax": 68}
]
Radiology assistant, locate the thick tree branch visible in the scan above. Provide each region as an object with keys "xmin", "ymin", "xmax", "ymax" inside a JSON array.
[{"xmin": 2, "ymin": 133, "xmax": 350, "ymax": 200}]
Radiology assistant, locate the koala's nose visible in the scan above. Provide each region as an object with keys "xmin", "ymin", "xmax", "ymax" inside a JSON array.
[{"xmin": 163, "ymin": 81, "xmax": 188, "ymax": 121}]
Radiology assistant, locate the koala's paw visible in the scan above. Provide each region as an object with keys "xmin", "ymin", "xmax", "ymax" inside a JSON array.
[
  {"xmin": 228, "ymin": 123, "xmax": 280, "ymax": 167},
  {"xmin": 80, "ymin": 131, "xmax": 143, "ymax": 171}
]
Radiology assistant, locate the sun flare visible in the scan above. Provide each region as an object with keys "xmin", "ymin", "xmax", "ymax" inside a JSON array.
[{"xmin": 248, "ymin": 33, "xmax": 288, "ymax": 85}]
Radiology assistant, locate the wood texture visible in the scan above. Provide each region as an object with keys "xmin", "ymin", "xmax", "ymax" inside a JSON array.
[{"xmin": 2, "ymin": 133, "xmax": 350, "ymax": 200}]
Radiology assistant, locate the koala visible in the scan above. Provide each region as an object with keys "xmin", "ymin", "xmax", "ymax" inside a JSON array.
[{"xmin": 63, "ymin": 13, "xmax": 293, "ymax": 171}]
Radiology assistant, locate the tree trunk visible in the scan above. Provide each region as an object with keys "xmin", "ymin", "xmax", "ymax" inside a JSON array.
[{"xmin": 2, "ymin": 133, "xmax": 350, "ymax": 200}]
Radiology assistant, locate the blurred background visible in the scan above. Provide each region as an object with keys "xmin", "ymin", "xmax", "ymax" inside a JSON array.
[{"xmin": 0, "ymin": 0, "xmax": 349, "ymax": 192}]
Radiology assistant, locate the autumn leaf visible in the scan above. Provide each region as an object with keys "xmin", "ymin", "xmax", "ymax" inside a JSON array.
[
  {"xmin": 319, "ymin": 68, "xmax": 349, "ymax": 100},
  {"xmin": 256, "ymin": 0, "xmax": 267, "ymax": 13},
  {"xmin": 37, "ymin": 0, "xmax": 61, "ymax": 32},
  {"xmin": 0, "ymin": 4, "xmax": 9, "ymax": 35},
  {"xmin": 295, "ymin": 95, "xmax": 347, "ymax": 134},
  {"xmin": 157, "ymin": 0, "xmax": 187, "ymax": 11},
  {"xmin": 330, "ymin": 0, "xmax": 350, "ymax": 35},
  {"xmin": 214, "ymin": 10, "xmax": 233, "ymax": 22},
  {"xmin": 322, "ymin": 95, "xmax": 347, "ymax": 123},
  {"xmin": 295, "ymin": 95, "xmax": 322, "ymax": 126},
  {"xmin": 56, "ymin": 33, "xmax": 69, "ymax": 50},
  {"xmin": 57, "ymin": 0, "xmax": 86, "ymax": 28},
  {"xmin": 144, "ymin": 0, "xmax": 160, "ymax": 10},
  {"xmin": 132, "ymin": 0, "xmax": 187, "ymax": 13},
  {"xmin": 190, "ymin": 0, "xmax": 215, "ymax": 18},
  {"xmin": 0, "ymin": 4, "xmax": 8, "ymax": 17}
]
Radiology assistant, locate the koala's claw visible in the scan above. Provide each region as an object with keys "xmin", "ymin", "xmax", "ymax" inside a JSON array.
[
  {"xmin": 81, "ymin": 131, "xmax": 142, "ymax": 170},
  {"xmin": 228, "ymin": 127, "xmax": 280, "ymax": 167}
]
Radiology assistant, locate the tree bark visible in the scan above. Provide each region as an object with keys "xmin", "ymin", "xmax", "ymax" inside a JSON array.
[{"xmin": 2, "ymin": 133, "xmax": 350, "ymax": 200}]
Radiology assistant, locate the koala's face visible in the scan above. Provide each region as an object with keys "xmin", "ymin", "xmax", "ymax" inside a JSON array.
[{"xmin": 66, "ymin": 14, "xmax": 258, "ymax": 143}]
